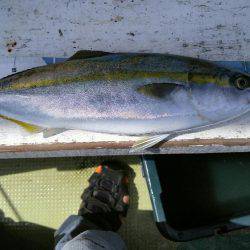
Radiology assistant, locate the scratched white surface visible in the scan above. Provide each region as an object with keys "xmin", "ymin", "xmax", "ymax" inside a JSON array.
[
  {"xmin": 0, "ymin": 0, "xmax": 250, "ymax": 60},
  {"xmin": 0, "ymin": 0, "xmax": 249, "ymax": 150}
]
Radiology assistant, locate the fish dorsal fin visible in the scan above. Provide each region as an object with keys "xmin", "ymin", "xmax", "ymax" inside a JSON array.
[
  {"xmin": 0, "ymin": 114, "xmax": 43, "ymax": 133},
  {"xmin": 68, "ymin": 50, "xmax": 111, "ymax": 61},
  {"xmin": 137, "ymin": 82, "xmax": 182, "ymax": 98}
]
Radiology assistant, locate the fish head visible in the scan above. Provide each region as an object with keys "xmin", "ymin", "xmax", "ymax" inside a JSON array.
[{"xmin": 186, "ymin": 71, "xmax": 250, "ymax": 123}]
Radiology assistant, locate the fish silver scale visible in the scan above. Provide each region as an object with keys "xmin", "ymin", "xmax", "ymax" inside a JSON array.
[{"xmin": 0, "ymin": 53, "xmax": 249, "ymax": 136}]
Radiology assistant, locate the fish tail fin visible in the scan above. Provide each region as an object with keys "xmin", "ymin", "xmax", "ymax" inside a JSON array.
[
  {"xmin": 130, "ymin": 134, "xmax": 171, "ymax": 153},
  {"xmin": 0, "ymin": 114, "xmax": 69, "ymax": 137},
  {"xmin": 0, "ymin": 114, "xmax": 43, "ymax": 134}
]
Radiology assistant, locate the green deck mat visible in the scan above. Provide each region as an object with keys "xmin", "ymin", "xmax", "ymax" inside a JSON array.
[
  {"xmin": 0, "ymin": 156, "xmax": 249, "ymax": 250},
  {"xmin": 0, "ymin": 156, "xmax": 174, "ymax": 250}
]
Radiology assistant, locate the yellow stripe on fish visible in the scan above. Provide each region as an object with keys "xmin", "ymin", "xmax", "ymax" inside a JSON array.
[{"xmin": 0, "ymin": 70, "xmax": 228, "ymax": 91}]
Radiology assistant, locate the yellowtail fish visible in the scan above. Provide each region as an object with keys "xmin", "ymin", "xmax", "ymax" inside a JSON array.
[{"xmin": 0, "ymin": 51, "xmax": 249, "ymax": 150}]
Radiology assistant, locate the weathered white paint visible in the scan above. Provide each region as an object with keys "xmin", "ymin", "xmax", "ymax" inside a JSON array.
[
  {"xmin": 0, "ymin": 0, "xmax": 249, "ymax": 157},
  {"xmin": 0, "ymin": 0, "xmax": 250, "ymax": 60}
]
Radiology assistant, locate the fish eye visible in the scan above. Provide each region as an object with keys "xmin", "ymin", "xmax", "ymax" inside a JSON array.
[{"xmin": 233, "ymin": 76, "xmax": 249, "ymax": 90}]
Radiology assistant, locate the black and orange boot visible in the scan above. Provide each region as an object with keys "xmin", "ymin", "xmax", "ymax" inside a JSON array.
[{"xmin": 78, "ymin": 160, "xmax": 130, "ymax": 231}]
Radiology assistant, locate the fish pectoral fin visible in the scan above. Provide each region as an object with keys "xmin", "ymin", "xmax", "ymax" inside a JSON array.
[
  {"xmin": 42, "ymin": 128, "xmax": 68, "ymax": 138},
  {"xmin": 68, "ymin": 50, "xmax": 111, "ymax": 61},
  {"xmin": 0, "ymin": 114, "xmax": 43, "ymax": 134},
  {"xmin": 130, "ymin": 134, "xmax": 171, "ymax": 152},
  {"xmin": 137, "ymin": 82, "xmax": 183, "ymax": 99}
]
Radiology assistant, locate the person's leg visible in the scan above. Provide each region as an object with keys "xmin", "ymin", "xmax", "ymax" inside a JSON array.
[
  {"xmin": 55, "ymin": 160, "xmax": 129, "ymax": 250},
  {"xmin": 55, "ymin": 215, "xmax": 126, "ymax": 250},
  {"xmin": 59, "ymin": 229, "xmax": 125, "ymax": 250}
]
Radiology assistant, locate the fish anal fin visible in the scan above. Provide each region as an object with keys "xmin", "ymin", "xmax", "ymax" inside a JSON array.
[
  {"xmin": 137, "ymin": 83, "xmax": 181, "ymax": 99},
  {"xmin": 68, "ymin": 50, "xmax": 111, "ymax": 61},
  {"xmin": 42, "ymin": 128, "xmax": 68, "ymax": 138}
]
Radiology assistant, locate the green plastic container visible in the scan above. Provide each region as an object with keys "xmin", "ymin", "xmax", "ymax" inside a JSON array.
[{"xmin": 141, "ymin": 153, "xmax": 250, "ymax": 241}]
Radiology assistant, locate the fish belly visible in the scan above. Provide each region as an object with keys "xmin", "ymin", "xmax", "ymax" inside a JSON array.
[{"xmin": 0, "ymin": 80, "xmax": 248, "ymax": 135}]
